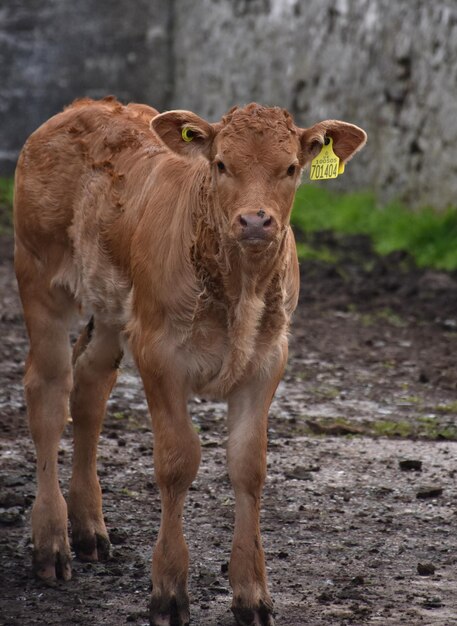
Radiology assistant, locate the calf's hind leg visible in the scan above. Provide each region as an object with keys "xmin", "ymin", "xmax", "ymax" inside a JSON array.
[
  {"xmin": 68, "ymin": 318, "xmax": 123, "ymax": 561},
  {"xmin": 16, "ymin": 246, "xmax": 75, "ymax": 581}
]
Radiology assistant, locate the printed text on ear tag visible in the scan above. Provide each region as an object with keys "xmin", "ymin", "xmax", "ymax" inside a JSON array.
[{"xmin": 310, "ymin": 137, "xmax": 341, "ymax": 180}]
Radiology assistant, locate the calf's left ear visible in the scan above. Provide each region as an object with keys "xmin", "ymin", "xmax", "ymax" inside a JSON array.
[
  {"xmin": 299, "ymin": 120, "xmax": 367, "ymax": 166},
  {"xmin": 151, "ymin": 110, "xmax": 217, "ymax": 159}
]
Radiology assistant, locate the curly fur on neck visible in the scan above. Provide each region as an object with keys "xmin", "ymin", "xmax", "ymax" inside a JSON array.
[{"xmin": 190, "ymin": 180, "xmax": 290, "ymax": 394}]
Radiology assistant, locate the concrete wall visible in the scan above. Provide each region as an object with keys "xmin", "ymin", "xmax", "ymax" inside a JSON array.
[
  {"xmin": 2, "ymin": 0, "xmax": 457, "ymax": 208},
  {"xmin": 172, "ymin": 0, "xmax": 457, "ymax": 208},
  {"xmin": 0, "ymin": 0, "xmax": 171, "ymax": 174}
]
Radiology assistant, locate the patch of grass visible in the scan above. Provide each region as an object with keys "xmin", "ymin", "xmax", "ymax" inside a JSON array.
[
  {"xmin": 303, "ymin": 416, "xmax": 367, "ymax": 437},
  {"xmin": 292, "ymin": 185, "xmax": 457, "ymax": 270},
  {"xmin": 435, "ymin": 425, "xmax": 457, "ymax": 440},
  {"xmin": 359, "ymin": 308, "xmax": 406, "ymax": 329},
  {"xmin": 373, "ymin": 417, "xmax": 457, "ymax": 440},
  {"xmin": 308, "ymin": 384, "xmax": 341, "ymax": 401},
  {"xmin": 121, "ymin": 488, "xmax": 139, "ymax": 498},
  {"xmin": 435, "ymin": 401, "xmax": 457, "ymax": 414},
  {"xmin": 0, "ymin": 177, "xmax": 14, "ymax": 234},
  {"xmin": 376, "ymin": 308, "xmax": 406, "ymax": 328},
  {"xmin": 372, "ymin": 419, "xmax": 414, "ymax": 438},
  {"xmin": 0, "ymin": 178, "xmax": 14, "ymax": 207},
  {"xmin": 295, "ymin": 241, "xmax": 338, "ymax": 264},
  {"xmin": 415, "ymin": 416, "xmax": 457, "ymax": 440},
  {"xmin": 400, "ymin": 395, "xmax": 423, "ymax": 405},
  {"xmin": 113, "ymin": 411, "xmax": 128, "ymax": 420},
  {"xmin": 301, "ymin": 416, "xmax": 457, "ymax": 441}
]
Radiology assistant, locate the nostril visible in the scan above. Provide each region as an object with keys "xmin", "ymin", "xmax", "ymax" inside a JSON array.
[{"xmin": 239, "ymin": 213, "xmax": 274, "ymax": 231}]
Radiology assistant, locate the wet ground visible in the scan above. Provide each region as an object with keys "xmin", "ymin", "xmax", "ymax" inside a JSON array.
[{"xmin": 1, "ymin": 228, "xmax": 457, "ymax": 626}]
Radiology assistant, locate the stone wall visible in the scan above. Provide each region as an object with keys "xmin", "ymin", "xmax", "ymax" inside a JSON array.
[
  {"xmin": 2, "ymin": 0, "xmax": 457, "ymax": 208},
  {"xmin": 172, "ymin": 0, "xmax": 457, "ymax": 208},
  {"xmin": 0, "ymin": 0, "xmax": 171, "ymax": 174}
]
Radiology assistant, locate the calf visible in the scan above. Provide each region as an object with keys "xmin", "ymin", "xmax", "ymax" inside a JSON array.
[{"xmin": 14, "ymin": 97, "xmax": 366, "ymax": 626}]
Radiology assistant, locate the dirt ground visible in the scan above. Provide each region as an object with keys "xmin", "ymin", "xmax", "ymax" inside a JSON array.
[{"xmin": 1, "ymin": 227, "xmax": 457, "ymax": 626}]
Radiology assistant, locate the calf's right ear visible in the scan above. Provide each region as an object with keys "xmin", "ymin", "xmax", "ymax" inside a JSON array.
[{"xmin": 151, "ymin": 110, "xmax": 217, "ymax": 159}]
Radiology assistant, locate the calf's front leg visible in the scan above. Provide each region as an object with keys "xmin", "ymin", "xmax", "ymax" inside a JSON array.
[
  {"xmin": 227, "ymin": 349, "xmax": 287, "ymax": 626},
  {"xmin": 138, "ymin": 366, "xmax": 201, "ymax": 626}
]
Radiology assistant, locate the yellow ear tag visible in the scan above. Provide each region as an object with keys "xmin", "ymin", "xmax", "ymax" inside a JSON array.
[
  {"xmin": 181, "ymin": 127, "xmax": 195, "ymax": 142},
  {"xmin": 310, "ymin": 136, "xmax": 341, "ymax": 181}
]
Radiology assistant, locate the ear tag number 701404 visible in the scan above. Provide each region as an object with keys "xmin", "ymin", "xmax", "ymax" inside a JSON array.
[{"xmin": 310, "ymin": 137, "xmax": 345, "ymax": 180}]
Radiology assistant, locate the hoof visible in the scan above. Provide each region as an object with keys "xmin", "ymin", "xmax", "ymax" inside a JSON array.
[
  {"xmin": 72, "ymin": 531, "xmax": 111, "ymax": 562},
  {"xmin": 232, "ymin": 600, "xmax": 275, "ymax": 626},
  {"xmin": 149, "ymin": 594, "xmax": 190, "ymax": 626},
  {"xmin": 33, "ymin": 546, "xmax": 72, "ymax": 582}
]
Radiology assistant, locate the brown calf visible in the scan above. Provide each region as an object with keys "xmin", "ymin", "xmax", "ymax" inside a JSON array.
[{"xmin": 14, "ymin": 97, "xmax": 366, "ymax": 626}]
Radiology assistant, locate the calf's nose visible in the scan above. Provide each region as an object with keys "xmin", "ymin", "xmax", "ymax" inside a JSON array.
[{"xmin": 238, "ymin": 210, "xmax": 274, "ymax": 240}]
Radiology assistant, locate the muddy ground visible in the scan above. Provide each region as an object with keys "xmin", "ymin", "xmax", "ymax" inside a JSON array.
[{"xmin": 1, "ymin": 227, "xmax": 457, "ymax": 626}]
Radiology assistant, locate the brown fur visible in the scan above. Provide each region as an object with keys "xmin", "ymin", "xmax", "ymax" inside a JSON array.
[{"xmin": 14, "ymin": 97, "xmax": 366, "ymax": 626}]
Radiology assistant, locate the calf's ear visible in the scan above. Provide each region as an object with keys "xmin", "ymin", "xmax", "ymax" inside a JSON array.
[
  {"xmin": 151, "ymin": 110, "xmax": 217, "ymax": 159},
  {"xmin": 299, "ymin": 120, "xmax": 367, "ymax": 166}
]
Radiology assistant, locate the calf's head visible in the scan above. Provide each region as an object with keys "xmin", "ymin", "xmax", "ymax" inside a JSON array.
[{"xmin": 152, "ymin": 104, "xmax": 366, "ymax": 250}]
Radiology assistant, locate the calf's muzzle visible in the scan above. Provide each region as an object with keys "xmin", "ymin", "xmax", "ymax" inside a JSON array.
[{"xmin": 237, "ymin": 210, "xmax": 276, "ymax": 242}]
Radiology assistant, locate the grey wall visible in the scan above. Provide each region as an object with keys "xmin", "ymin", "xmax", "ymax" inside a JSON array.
[
  {"xmin": 2, "ymin": 0, "xmax": 457, "ymax": 209},
  {"xmin": 172, "ymin": 0, "xmax": 457, "ymax": 208},
  {"xmin": 0, "ymin": 0, "xmax": 171, "ymax": 173}
]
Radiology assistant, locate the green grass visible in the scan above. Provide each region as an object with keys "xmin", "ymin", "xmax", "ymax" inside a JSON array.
[
  {"xmin": 435, "ymin": 401, "xmax": 457, "ymax": 414},
  {"xmin": 0, "ymin": 177, "xmax": 14, "ymax": 234},
  {"xmin": 372, "ymin": 419, "xmax": 414, "ymax": 438},
  {"xmin": 302, "ymin": 415, "xmax": 457, "ymax": 440},
  {"xmin": 295, "ymin": 241, "xmax": 338, "ymax": 263},
  {"xmin": 292, "ymin": 186, "xmax": 457, "ymax": 270},
  {"xmin": 0, "ymin": 177, "xmax": 14, "ymax": 207}
]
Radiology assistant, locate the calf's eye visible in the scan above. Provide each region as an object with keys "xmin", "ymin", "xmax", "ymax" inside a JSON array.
[
  {"xmin": 287, "ymin": 164, "xmax": 296, "ymax": 176},
  {"xmin": 217, "ymin": 161, "xmax": 226, "ymax": 173}
]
